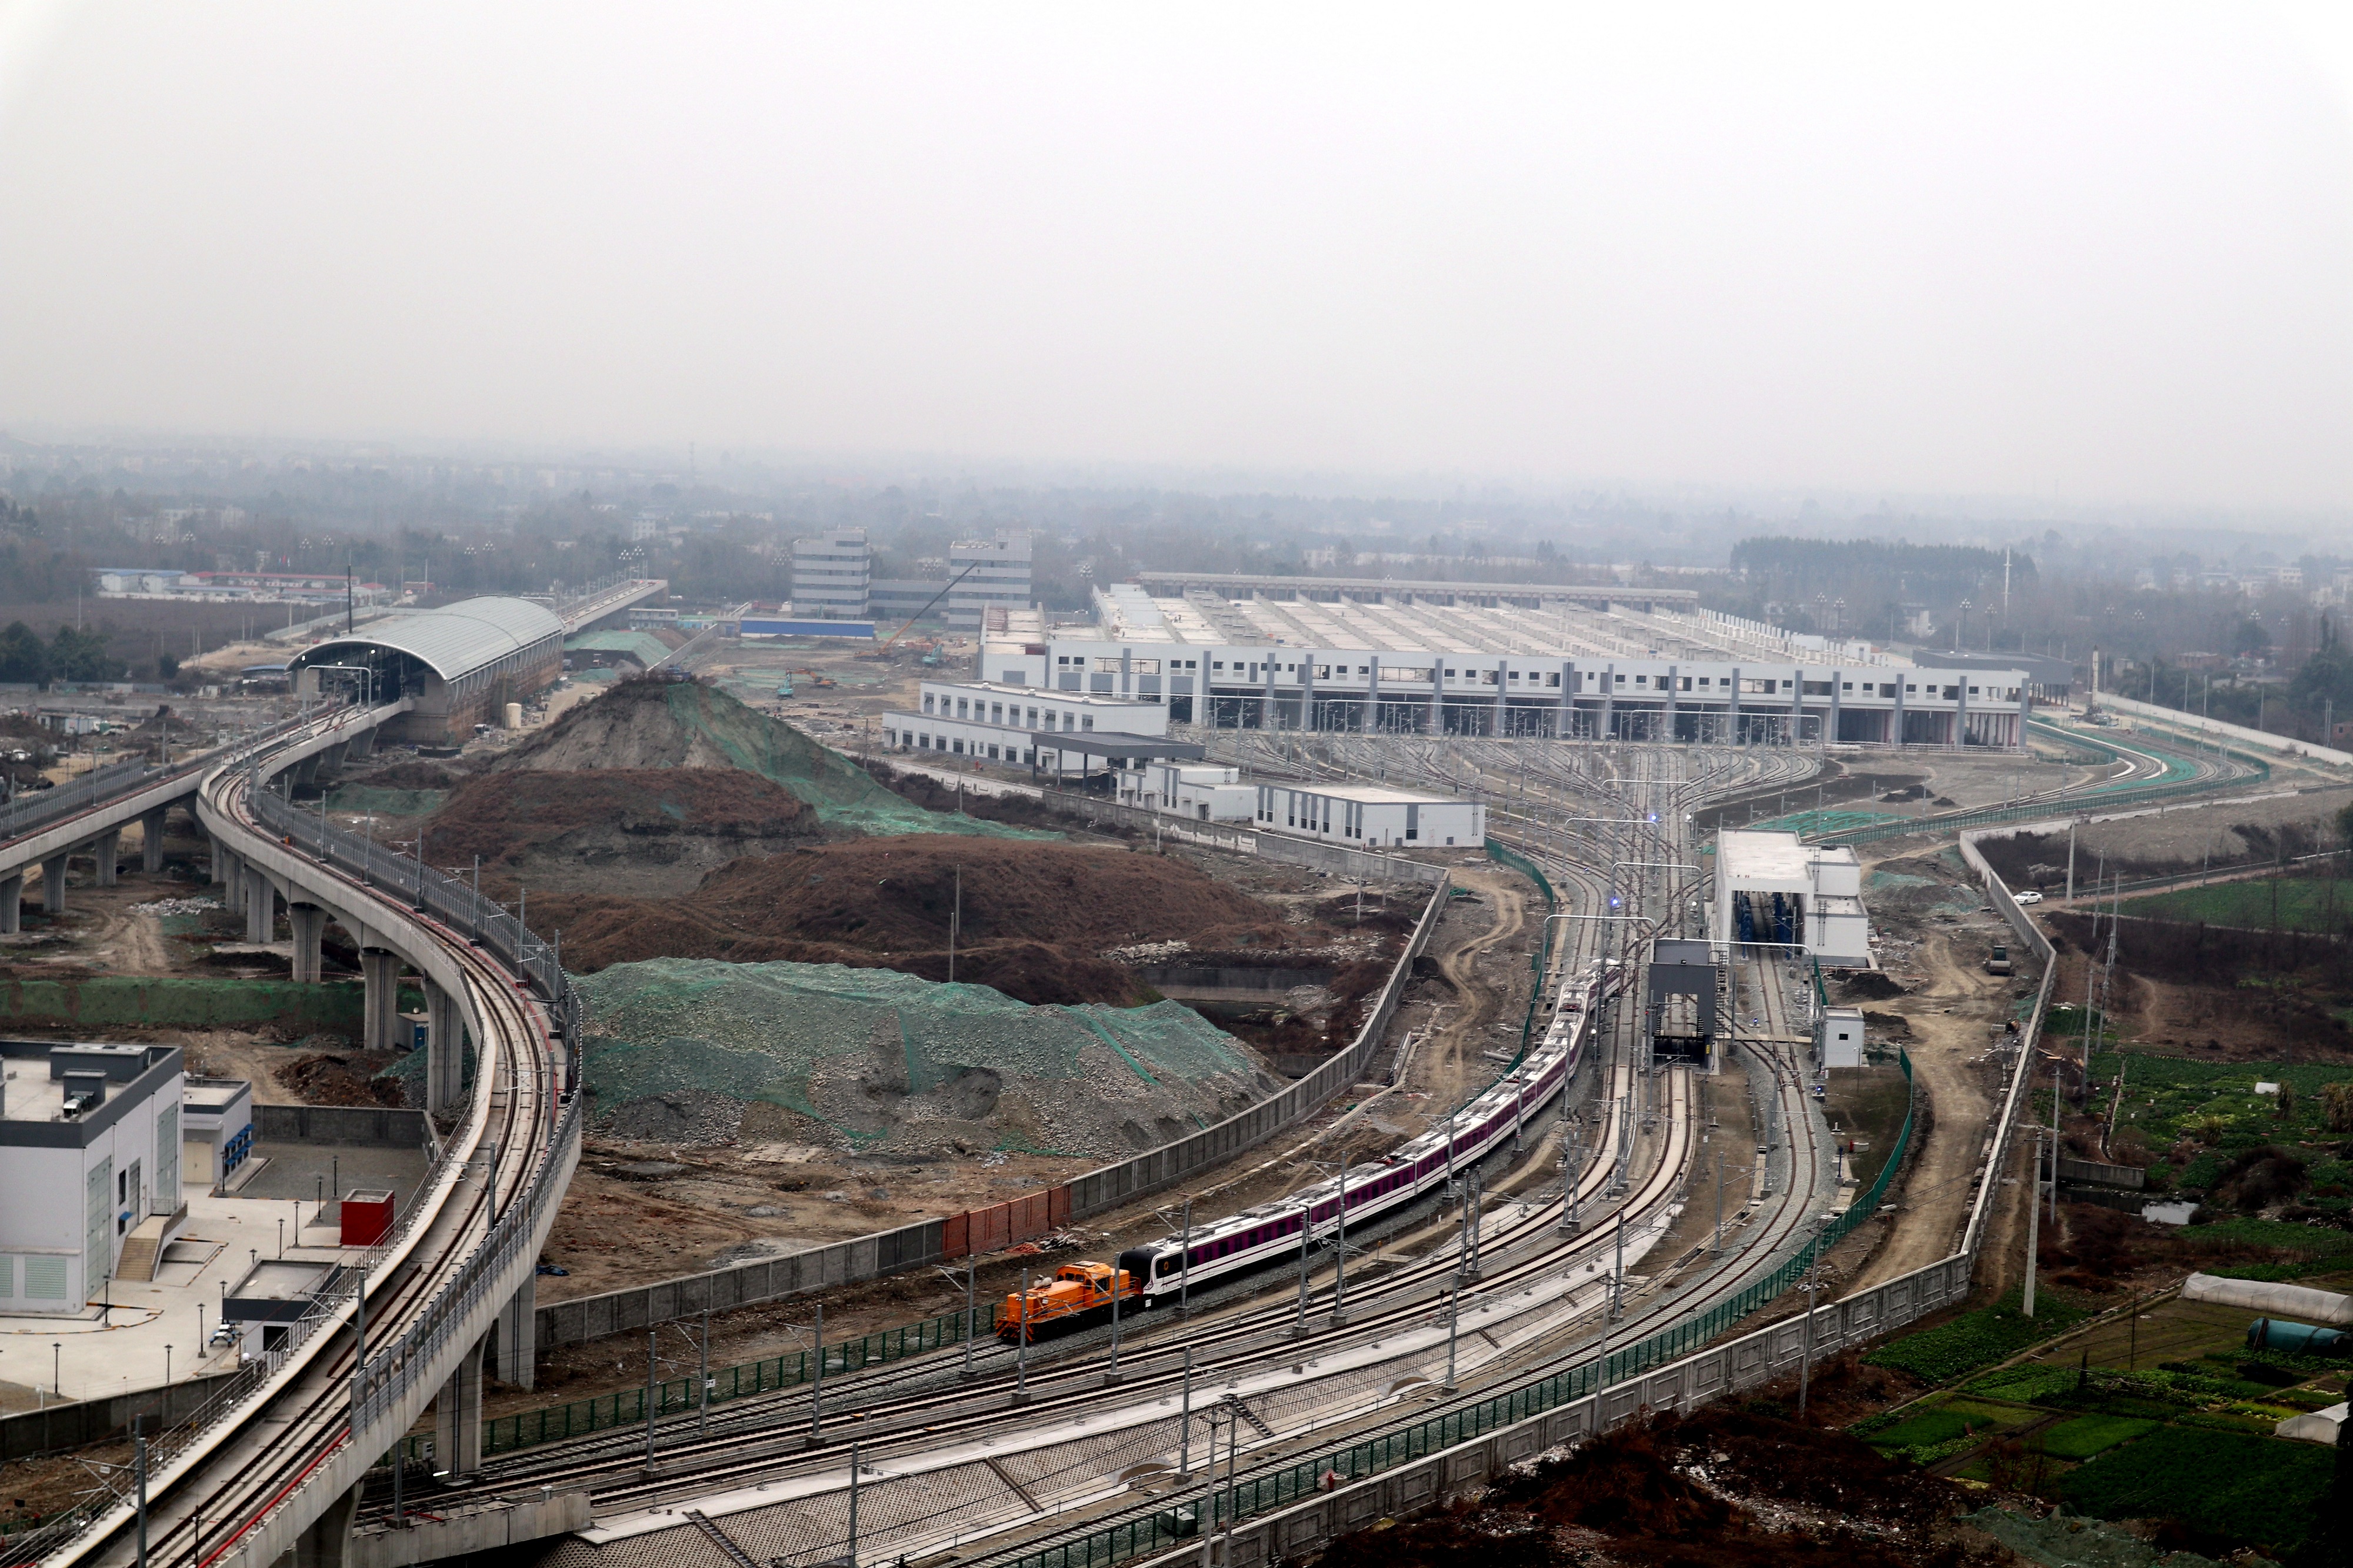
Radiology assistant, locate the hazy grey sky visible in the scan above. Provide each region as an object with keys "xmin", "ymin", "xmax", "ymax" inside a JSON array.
[{"xmin": 3, "ymin": 4, "xmax": 2351, "ymax": 506}]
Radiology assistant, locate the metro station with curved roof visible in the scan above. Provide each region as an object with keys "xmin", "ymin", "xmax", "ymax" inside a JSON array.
[{"xmin": 291, "ymin": 595, "xmax": 565, "ymax": 742}]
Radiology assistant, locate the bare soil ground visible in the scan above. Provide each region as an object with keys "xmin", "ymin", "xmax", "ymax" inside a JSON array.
[
  {"xmin": 504, "ymin": 855, "xmax": 1541, "ymax": 1412},
  {"xmin": 421, "ymin": 766, "xmax": 821, "ymax": 895},
  {"xmin": 1851, "ymin": 931, "xmax": 2013, "ymax": 1289}
]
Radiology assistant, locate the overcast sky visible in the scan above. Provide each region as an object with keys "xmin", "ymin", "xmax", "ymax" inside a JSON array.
[{"xmin": 2, "ymin": 4, "xmax": 2351, "ymax": 508}]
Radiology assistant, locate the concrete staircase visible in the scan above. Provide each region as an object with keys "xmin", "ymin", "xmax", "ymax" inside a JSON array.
[{"xmin": 113, "ymin": 1213, "xmax": 175, "ymax": 1283}]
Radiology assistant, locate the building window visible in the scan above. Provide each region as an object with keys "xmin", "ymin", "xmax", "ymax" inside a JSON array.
[
  {"xmin": 1082, "ymin": 715, "xmax": 1094, "ymax": 730},
  {"xmin": 1548, "ymin": 672, "xmax": 1561, "ymax": 687},
  {"xmin": 1633, "ymin": 674, "xmax": 1646, "ymax": 686},
  {"xmin": 923, "ymin": 694, "xmax": 935, "ymax": 713},
  {"xmin": 952, "ymin": 739, "xmax": 964, "ymax": 753}
]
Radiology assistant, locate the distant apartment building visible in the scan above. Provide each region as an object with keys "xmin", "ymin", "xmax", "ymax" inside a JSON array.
[
  {"xmin": 791, "ymin": 529, "xmax": 871, "ymax": 619},
  {"xmin": 947, "ymin": 532, "xmax": 1031, "ymax": 629}
]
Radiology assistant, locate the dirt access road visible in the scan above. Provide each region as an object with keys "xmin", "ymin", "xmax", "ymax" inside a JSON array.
[
  {"xmin": 1406, "ymin": 866, "xmax": 1531, "ymax": 1111},
  {"xmin": 1854, "ymin": 930, "xmax": 2013, "ymax": 1288}
]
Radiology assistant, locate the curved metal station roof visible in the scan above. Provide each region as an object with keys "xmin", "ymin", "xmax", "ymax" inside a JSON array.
[{"xmin": 294, "ymin": 596, "xmax": 564, "ymax": 682}]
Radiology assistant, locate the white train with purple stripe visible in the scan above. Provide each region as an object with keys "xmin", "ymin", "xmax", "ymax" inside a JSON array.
[{"xmin": 1116, "ymin": 958, "xmax": 1617, "ymax": 1307}]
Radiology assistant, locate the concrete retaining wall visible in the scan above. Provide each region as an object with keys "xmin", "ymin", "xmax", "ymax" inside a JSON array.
[
  {"xmin": 2096, "ymin": 692, "xmax": 2353, "ymax": 768},
  {"xmin": 255, "ymin": 1103, "xmax": 434, "ymax": 1150},
  {"xmin": 349, "ymin": 1490, "xmax": 591, "ymax": 1568},
  {"xmin": 0, "ymin": 1371, "xmax": 244, "ymax": 1462}
]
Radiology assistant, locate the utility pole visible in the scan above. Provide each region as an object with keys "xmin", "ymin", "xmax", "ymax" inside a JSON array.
[{"xmin": 2024, "ymin": 1127, "xmax": 2045, "ymax": 1317}]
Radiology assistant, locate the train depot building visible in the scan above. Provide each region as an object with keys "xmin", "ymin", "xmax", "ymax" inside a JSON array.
[{"xmin": 978, "ymin": 578, "xmax": 2028, "ymax": 746}]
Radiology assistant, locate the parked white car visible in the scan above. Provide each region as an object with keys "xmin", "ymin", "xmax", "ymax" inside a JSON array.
[{"xmin": 2014, "ymin": 890, "xmax": 2044, "ymax": 905}]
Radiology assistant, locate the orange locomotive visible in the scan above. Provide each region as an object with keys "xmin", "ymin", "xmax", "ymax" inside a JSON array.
[{"xmin": 992, "ymin": 1262, "xmax": 1141, "ymax": 1342}]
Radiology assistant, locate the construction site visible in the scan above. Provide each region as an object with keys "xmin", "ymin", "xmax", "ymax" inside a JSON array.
[{"xmin": 1, "ymin": 590, "xmax": 2349, "ymax": 1568}]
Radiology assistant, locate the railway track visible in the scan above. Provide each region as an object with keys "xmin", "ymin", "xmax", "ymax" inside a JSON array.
[
  {"xmin": 32, "ymin": 709, "xmax": 571, "ymax": 1568},
  {"xmin": 348, "ymin": 733, "xmax": 1835, "ymax": 1568}
]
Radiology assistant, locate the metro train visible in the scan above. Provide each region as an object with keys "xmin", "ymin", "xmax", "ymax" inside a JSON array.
[{"xmin": 1109, "ymin": 956, "xmax": 1623, "ymax": 1310}]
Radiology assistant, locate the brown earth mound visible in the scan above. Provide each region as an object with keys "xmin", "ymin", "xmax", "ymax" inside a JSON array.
[
  {"xmin": 1322, "ymin": 1406, "xmax": 1972, "ymax": 1568},
  {"xmin": 694, "ymin": 835, "xmax": 1282, "ymax": 950},
  {"xmin": 526, "ymin": 836, "xmax": 1326, "ymax": 1008},
  {"xmin": 281, "ymin": 1051, "xmax": 405, "ymax": 1107},
  {"xmin": 423, "ymin": 768, "xmax": 818, "ymax": 895}
]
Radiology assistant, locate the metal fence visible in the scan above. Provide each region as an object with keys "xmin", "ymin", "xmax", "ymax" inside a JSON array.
[
  {"xmin": 994, "ymin": 1043, "xmax": 1919, "ymax": 1568},
  {"xmin": 405, "ymin": 1302, "xmax": 981, "ymax": 1462}
]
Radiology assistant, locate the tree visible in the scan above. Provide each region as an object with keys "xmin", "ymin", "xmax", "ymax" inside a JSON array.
[
  {"xmin": 2234, "ymin": 616, "xmax": 2272, "ymax": 657},
  {"xmin": 48, "ymin": 625, "xmax": 112, "ymax": 683},
  {"xmin": 0, "ymin": 622, "xmax": 43, "ymax": 683}
]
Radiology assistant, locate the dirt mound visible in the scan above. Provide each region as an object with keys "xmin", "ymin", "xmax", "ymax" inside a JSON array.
[
  {"xmin": 352, "ymin": 759, "xmax": 467, "ymax": 791},
  {"xmin": 695, "ymin": 836, "xmax": 1284, "ymax": 951},
  {"xmin": 1841, "ymin": 971, "xmax": 1908, "ymax": 1000},
  {"xmin": 423, "ymin": 768, "xmax": 819, "ymax": 895},
  {"xmin": 281, "ymin": 1051, "xmax": 406, "ymax": 1107},
  {"xmin": 491, "ymin": 673, "xmax": 1036, "ymax": 839},
  {"xmin": 528, "ymin": 836, "xmax": 1309, "ymax": 1006},
  {"xmin": 1328, "ymin": 1406, "xmax": 1972, "ymax": 1568}
]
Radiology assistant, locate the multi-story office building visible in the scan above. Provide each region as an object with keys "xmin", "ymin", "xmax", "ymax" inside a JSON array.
[
  {"xmin": 947, "ymin": 532, "xmax": 1032, "ymax": 629},
  {"xmin": 791, "ymin": 529, "xmax": 871, "ymax": 619}
]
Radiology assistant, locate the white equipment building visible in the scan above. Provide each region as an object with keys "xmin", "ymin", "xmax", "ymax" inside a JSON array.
[
  {"xmin": 1, "ymin": 1041, "xmax": 187, "ymax": 1315},
  {"xmin": 1118, "ymin": 762, "xmax": 1257, "ymax": 822},
  {"xmin": 1251, "ymin": 781, "xmax": 1485, "ymax": 849},
  {"xmin": 1712, "ymin": 830, "xmax": 1873, "ymax": 966}
]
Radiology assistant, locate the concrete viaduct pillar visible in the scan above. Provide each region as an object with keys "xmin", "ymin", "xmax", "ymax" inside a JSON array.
[
  {"xmin": 289, "ymin": 903, "xmax": 328, "ymax": 983},
  {"xmin": 141, "ymin": 807, "xmax": 168, "ymax": 873},
  {"xmin": 361, "ymin": 950, "xmax": 401, "ymax": 1051},
  {"xmin": 425, "ymin": 982, "xmax": 466, "ymax": 1114},
  {"xmin": 495, "ymin": 1275, "xmax": 536, "ymax": 1388},
  {"xmin": 0, "ymin": 873, "xmax": 19, "ymax": 935},
  {"xmin": 345, "ymin": 725, "xmax": 377, "ymax": 761},
  {"xmin": 93, "ymin": 829, "xmax": 120, "ymax": 888},
  {"xmin": 244, "ymin": 868, "xmax": 276, "ymax": 943},
  {"xmin": 41, "ymin": 852, "xmax": 67, "ymax": 914},
  {"xmin": 434, "ymin": 1344, "xmax": 486, "ymax": 1478}
]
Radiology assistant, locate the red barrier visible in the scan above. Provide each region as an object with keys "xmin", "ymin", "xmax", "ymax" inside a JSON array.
[{"xmin": 938, "ymin": 1184, "xmax": 1072, "ymax": 1262}]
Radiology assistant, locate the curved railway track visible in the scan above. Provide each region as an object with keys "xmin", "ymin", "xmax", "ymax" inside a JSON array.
[{"xmin": 39, "ymin": 710, "xmax": 570, "ymax": 1568}]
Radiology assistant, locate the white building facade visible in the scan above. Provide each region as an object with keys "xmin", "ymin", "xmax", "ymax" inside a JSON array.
[
  {"xmin": 881, "ymin": 679, "xmax": 1176, "ymax": 770},
  {"xmin": 1712, "ymin": 830, "xmax": 1873, "ymax": 966},
  {"xmin": 947, "ymin": 533, "xmax": 1032, "ymax": 630},
  {"xmin": 1, "ymin": 1042, "xmax": 187, "ymax": 1315},
  {"xmin": 1116, "ymin": 762, "xmax": 1256, "ymax": 822},
  {"xmin": 791, "ymin": 529, "xmax": 872, "ymax": 619},
  {"xmin": 983, "ymin": 637, "xmax": 2027, "ymax": 748},
  {"xmin": 1252, "ymin": 782, "xmax": 1486, "ymax": 849}
]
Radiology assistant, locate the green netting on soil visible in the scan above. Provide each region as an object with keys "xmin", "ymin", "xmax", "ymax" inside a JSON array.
[
  {"xmin": 572, "ymin": 957, "xmax": 1256, "ymax": 1146},
  {"xmin": 655, "ymin": 682, "xmax": 1048, "ymax": 839}
]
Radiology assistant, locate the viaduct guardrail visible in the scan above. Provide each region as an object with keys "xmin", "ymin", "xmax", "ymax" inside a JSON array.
[{"xmin": 9, "ymin": 700, "xmax": 584, "ymax": 1568}]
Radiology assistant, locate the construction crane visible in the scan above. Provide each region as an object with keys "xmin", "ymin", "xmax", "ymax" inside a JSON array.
[{"xmin": 871, "ymin": 565, "xmax": 976, "ymax": 658}]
